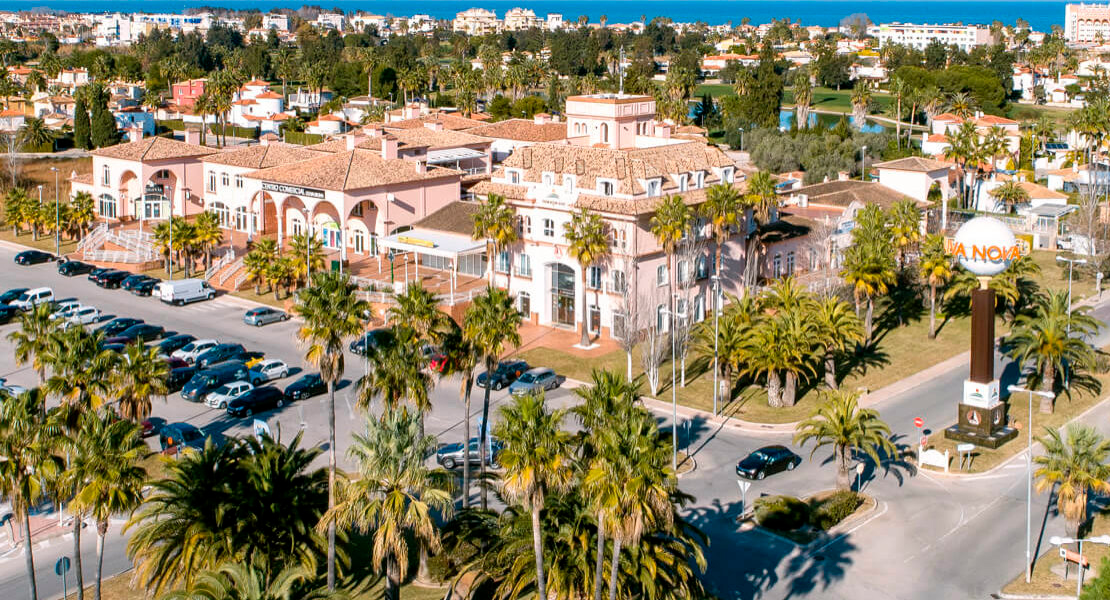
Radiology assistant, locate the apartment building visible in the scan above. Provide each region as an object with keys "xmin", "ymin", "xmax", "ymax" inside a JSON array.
[
  {"xmin": 1065, "ymin": 3, "xmax": 1110, "ymax": 42},
  {"xmin": 871, "ymin": 23, "xmax": 994, "ymax": 51},
  {"xmin": 503, "ymin": 8, "xmax": 544, "ymax": 30},
  {"xmin": 452, "ymin": 8, "xmax": 501, "ymax": 35}
]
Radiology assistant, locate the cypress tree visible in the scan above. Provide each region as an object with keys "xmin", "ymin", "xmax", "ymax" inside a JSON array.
[
  {"xmin": 73, "ymin": 94, "xmax": 91, "ymax": 150},
  {"xmin": 89, "ymin": 88, "xmax": 120, "ymax": 148}
]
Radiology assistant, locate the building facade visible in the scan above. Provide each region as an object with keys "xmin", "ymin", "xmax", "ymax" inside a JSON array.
[
  {"xmin": 1066, "ymin": 3, "xmax": 1110, "ymax": 42},
  {"xmin": 871, "ymin": 23, "xmax": 993, "ymax": 51}
]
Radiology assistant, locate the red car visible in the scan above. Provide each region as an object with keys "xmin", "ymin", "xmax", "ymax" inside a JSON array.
[{"xmin": 428, "ymin": 353, "xmax": 450, "ymax": 373}]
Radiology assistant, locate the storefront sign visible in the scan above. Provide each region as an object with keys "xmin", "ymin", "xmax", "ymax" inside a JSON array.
[
  {"xmin": 945, "ymin": 217, "xmax": 1022, "ymax": 277},
  {"xmin": 397, "ymin": 235, "xmax": 435, "ymax": 248},
  {"xmin": 963, "ymin": 379, "xmax": 1000, "ymax": 409},
  {"xmin": 261, "ymin": 181, "xmax": 326, "ymax": 200}
]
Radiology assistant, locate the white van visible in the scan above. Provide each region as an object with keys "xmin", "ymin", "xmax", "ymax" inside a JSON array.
[
  {"xmin": 159, "ymin": 279, "xmax": 216, "ymax": 306},
  {"xmin": 11, "ymin": 287, "xmax": 54, "ymax": 311}
]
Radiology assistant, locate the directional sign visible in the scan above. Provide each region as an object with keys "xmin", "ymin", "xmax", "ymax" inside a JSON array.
[
  {"xmin": 55, "ymin": 556, "xmax": 70, "ymax": 576},
  {"xmin": 913, "ymin": 417, "xmax": 924, "ymax": 428},
  {"xmin": 737, "ymin": 480, "xmax": 752, "ymax": 495}
]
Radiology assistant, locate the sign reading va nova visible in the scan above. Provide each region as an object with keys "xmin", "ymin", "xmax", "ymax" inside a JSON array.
[
  {"xmin": 945, "ymin": 216, "xmax": 1024, "ymax": 277},
  {"xmin": 261, "ymin": 181, "xmax": 326, "ymax": 200}
]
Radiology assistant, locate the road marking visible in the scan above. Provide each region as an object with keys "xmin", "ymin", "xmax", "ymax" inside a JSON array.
[{"xmin": 809, "ymin": 500, "xmax": 889, "ymax": 554}]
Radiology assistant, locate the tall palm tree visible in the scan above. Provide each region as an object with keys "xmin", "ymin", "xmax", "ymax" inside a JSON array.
[
  {"xmin": 947, "ymin": 91, "xmax": 977, "ymax": 118},
  {"xmin": 322, "ymin": 408, "xmax": 453, "ymax": 600},
  {"xmin": 462, "ymin": 287, "xmax": 522, "ymax": 509},
  {"xmin": 850, "ymin": 81, "xmax": 872, "ymax": 129},
  {"xmin": 889, "ymin": 76, "xmax": 907, "ymax": 147},
  {"xmin": 919, "ymin": 234, "xmax": 955, "ymax": 339},
  {"xmin": 1034, "ymin": 424, "xmax": 1110, "ymax": 538},
  {"xmin": 948, "ymin": 121, "xmax": 984, "ymax": 208},
  {"xmin": 495, "ymin": 394, "xmax": 574, "ymax": 600},
  {"xmin": 8, "ymin": 303, "xmax": 59, "ymax": 385},
  {"xmin": 161, "ymin": 563, "xmax": 335, "ymax": 600},
  {"xmin": 887, "ymin": 200, "xmax": 921, "ymax": 269},
  {"xmin": 266, "ymin": 256, "xmax": 296, "ymax": 300},
  {"xmin": 564, "ymin": 208, "xmax": 610, "ymax": 347},
  {"xmin": 358, "ymin": 326, "xmax": 432, "ymax": 417},
  {"xmin": 192, "ymin": 211, "xmax": 224, "ymax": 270},
  {"xmin": 813, "ymin": 296, "xmax": 863, "ymax": 389},
  {"xmin": 1006, "ymin": 291, "xmax": 1100, "ymax": 413},
  {"xmin": 700, "ymin": 182, "xmax": 742, "ymax": 390},
  {"xmin": 70, "ymin": 412, "xmax": 148, "ymax": 600},
  {"xmin": 693, "ymin": 296, "xmax": 757, "ymax": 403},
  {"xmin": 388, "ymin": 282, "xmax": 447, "ymax": 341},
  {"xmin": 795, "ymin": 389, "xmax": 896, "ymax": 490},
  {"xmin": 294, "ymin": 272, "xmax": 368, "ymax": 590},
  {"xmin": 0, "ymin": 390, "xmax": 62, "ymax": 600},
  {"xmin": 990, "ymin": 180, "xmax": 1031, "ymax": 213},
  {"xmin": 840, "ymin": 235, "xmax": 896, "ymax": 343},
  {"xmin": 437, "ymin": 327, "xmax": 480, "ymax": 508},
  {"xmin": 472, "ymin": 193, "xmax": 518, "ymax": 286},
  {"xmin": 5, "ymin": 187, "xmax": 30, "ymax": 234},
  {"xmin": 287, "ymin": 232, "xmax": 326, "ymax": 289},
  {"xmin": 112, "ymin": 344, "xmax": 169, "ymax": 422},
  {"xmin": 792, "ymin": 67, "xmax": 813, "ymax": 128},
  {"xmin": 742, "ymin": 171, "xmax": 778, "ymax": 292},
  {"xmin": 244, "ymin": 248, "xmax": 272, "ymax": 295},
  {"xmin": 70, "ymin": 191, "xmax": 96, "ymax": 240},
  {"xmin": 19, "ymin": 117, "xmax": 55, "ymax": 151}
]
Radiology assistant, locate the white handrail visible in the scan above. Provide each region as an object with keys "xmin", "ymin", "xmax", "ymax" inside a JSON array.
[
  {"xmin": 218, "ymin": 255, "xmax": 245, "ymax": 286},
  {"xmin": 76, "ymin": 223, "xmax": 108, "ymax": 253},
  {"xmin": 205, "ymin": 248, "xmax": 235, "ymax": 280}
]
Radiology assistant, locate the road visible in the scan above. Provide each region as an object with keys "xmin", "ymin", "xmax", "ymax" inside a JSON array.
[{"xmin": 0, "ymin": 247, "xmax": 1106, "ymax": 600}]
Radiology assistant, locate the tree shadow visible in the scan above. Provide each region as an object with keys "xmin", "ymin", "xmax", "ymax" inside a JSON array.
[
  {"xmin": 683, "ymin": 498, "xmax": 793, "ymax": 600},
  {"xmin": 872, "ymin": 283, "xmax": 926, "ymax": 337},
  {"xmin": 837, "ymin": 341, "xmax": 891, "ymax": 385},
  {"xmin": 781, "ymin": 536, "xmax": 857, "ymax": 599}
]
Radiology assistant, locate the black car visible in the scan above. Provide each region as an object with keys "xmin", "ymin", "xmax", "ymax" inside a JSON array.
[
  {"xmin": 130, "ymin": 278, "xmax": 162, "ymax": 296},
  {"xmin": 349, "ymin": 328, "xmax": 393, "ymax": 356},
  {"xmin": 0, "ymin": 288, "xmax": 28, "ymax": 305},
  {"xmin": 736, "ymin": 445, "xmax": 801, "ymax": 480},
  {"xmin": 476, "ymin": 359, "xmax": 530, "ymax": 390},
  {"xmin": 284, "ymin": 373, "xmax": 326, "ymax": 401},
  {"xmin": 156, "ymin": 333, "xmax": 196, "ymax": 356},
  {"xmin": 121, "ymin": 274, "xmax": 156, "ymax": 291},
  {"xmin": 0, "ymin": 305, "xmax": 19, "ymax": 324},
  {"xmin": 96, "ymin": 317, "xmax": 144, "ymax": 337},
  {"xmin": 14, "ymin": 250, "xmax": 54, "ymax": 265},
  {"xmin": 57, "ymin": 260, "xmax": 95, "ymax": 276},
  {"xmin": 165, "ymin": 366, "xmax": 198, "ymax": 393},
  {"xmin": 86, "ymin": 267, "xmax": 112, "ymax": 282},
  {"xmin": 181, "ymin": 362, "xmax": 249, "ymax": 402},
  {"xmin": 95, "ymin": 270, "xmax": 131, "ymax": 289},
  {"xmin": 100, "ymin": 343, "xmax": 126, "ymax": 354},
  {"xmin": 106, "ymin": 323, "xmax": 166, "ymax": 345},
  {"xmin": 195, "ymin": 343, "xmax": 246, "ymax": 368},
  {"xmin": 159, "ymin": 422, "xmax": 207, "ymax": 454},
  {"xmin": 226, "ymin": 386, "xmax": 286, "ymax": 417}
]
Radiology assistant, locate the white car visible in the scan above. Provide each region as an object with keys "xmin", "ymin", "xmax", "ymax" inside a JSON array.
[
  {"xmin": 248, "ymin": 359, "xmax": 289, "ymax": 384},
  {"xmin": 172, "ymin": 339, "xmax": 220, "ymax": 364},
  {"xmin": 0, "ymin": 378, "xmax": 27, "ymax": 397},
  {"xmin": 204, "ymin": 380, "xmax": 253, "ymax": 409},
  {"xmin": 48, "ymin": 300, "xmax": 81, "ymax": 320},
  {"xmin": 65, "ymin": 305, "xmax": 101, "ymax": 326}
]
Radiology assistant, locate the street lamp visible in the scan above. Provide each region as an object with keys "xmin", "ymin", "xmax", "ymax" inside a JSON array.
[
  {"xmin": 737, "ymin": 126, "xmax": 744, "ymax": 152},
  {"xmin": 661, "ymin": 300, "xmax": 687, "ymax": 472},
  {"xmin": 302, "ymin": 208, "xmax": 312, "ymax": 287},
  {"xmin": 855, "ymin": 462, "xmax": 865, "ymax": 492},
  {"xmin": 860, "ymin": 145, "xmax": 868, "ymax": 181},
  {"xmin": 1056, "ymin": 256, "xmax": 1088, "ymax": 333},
  {"xmin": 1048, "ymin": 535, "xmax": 1110, "ymax": 597},
  {"xmin": 1009, "ymin": 384, "xmax": 1055, "ymax": 584},
  {"xmin": 50, "ymin": 167, "xmax": 59, "ymax": 257},
  {"xmin": 710, "ymin": 274, "xmax": 721, "ymax": 415}
]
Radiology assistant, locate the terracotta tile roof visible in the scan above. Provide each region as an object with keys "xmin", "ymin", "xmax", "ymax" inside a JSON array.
[
  {"xmin": 244, "ymin": 148, "xmax": 462, "ymax": 191},
  {"xmin": 242, "ymin": 79, "xmax": 269, "ymax": 87},
  {"xmin": 412, "ymin": 201, "xmax": 481, "ymax": 235},
  {"xmin": 203, "ymin": 142, "xmax": 326, "ymax": 169},
  {"xmin": 789, "ymin": 180, "xmax": 918, "ymax": 209},
  {"xmin": 926, "ymin": 134, "xmax": 949, "ymax": 143},
  {"xmin": 975, "ymin": 114, "xmax": 1019, "ymax": 126},
  {"xmin": 254, "ymin": 91, "xmax": 283, "ymax": 99},
  {"xmin": 70, "ymin": 173, "xmax": 93, "ymax": 185},
  {"xmin": 759, "ymin": 213, "xmax": 813, "ymax": 244},
  {"xmin": 232, "ymin": 99, "xmax": 256, "ymax": 106},
  {"xmin": 991, "ymin": 181, "xmax": 1068, "ymax": 200},
  {"xmin": 0, "ymin": 109, "xmax": 23, "ymax": 117},
  {"xmin": 385, "ymin": 113, "xmax": 487, "ymax": 131},
  {"xmin": 308, "ymin": 128, "xmax": 491, "ymax": 153},
  {"xmin": 574, "ymin": 182, "xmax": 748, "ymax": 216},
  {"xmin": 1045, "ymin": 166, "xmax": 1082, "ymax": 181},
  {"xmin": 873, "ymin": 156, "xmax": 953, "ymax": 172},
  {"xmin": 934, "ymin": 113, "xmax": 962, "ymax": 122},
  {"xmin": 90, "ymin": 137, "xmax": 216, "ymax": 161},
  {"xmin": 468, "ymin": 181, "xmax": 528, "ymax": 200},
  {"xmin": 465, "ymin": 118, "xmax": 569, "ymax": 142}
]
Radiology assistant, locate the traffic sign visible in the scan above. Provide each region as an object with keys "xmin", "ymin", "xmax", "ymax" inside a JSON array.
[
  {"xmin": 737, "ymin": 480, "xmax": 751, "ymax": 495},
  {"xmin": 920, "ymin": 435, "xmax": 929, "ymax": 447},
  {"xmin": 55, "ymin": 556, "xmax": 70, "ymax": 576},
  {"xmin": 913, "ymin": 417, "xmax": 924, "ymax": 428}
]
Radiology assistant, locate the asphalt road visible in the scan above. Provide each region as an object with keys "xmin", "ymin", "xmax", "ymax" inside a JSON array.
[{"xmin": 0, "ymin": 246, "xmax": 1107, "ymax": 600}]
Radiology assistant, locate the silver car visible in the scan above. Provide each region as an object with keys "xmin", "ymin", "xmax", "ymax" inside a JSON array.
[
  {"xmin": 508, "ymin": 367, "xmax": 564, "ymax": 396},
  {"xmin": 243, "ymin": 307, "xmax": 289, "ymax": 327}
]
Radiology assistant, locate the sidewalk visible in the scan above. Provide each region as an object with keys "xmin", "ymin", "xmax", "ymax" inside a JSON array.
[{"xmin": 0, "ymin": 504, "xmax": 81, "ymax": 559}]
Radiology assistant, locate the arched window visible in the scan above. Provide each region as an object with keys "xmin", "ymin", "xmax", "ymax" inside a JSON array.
[
  {"xmin": 234, "ymin": 206, "xmax": 251, "ymax": 232},
  {"xmin": 600, "ymin": 123, "xmax": 609, "ymax": 143},
  {"xmin": 209, "ymin": 202, "xmax": 231, "ymax": 228},
  {"xmin": 98, "ymin": 194, "xmax": 117, "ymax": 218}
]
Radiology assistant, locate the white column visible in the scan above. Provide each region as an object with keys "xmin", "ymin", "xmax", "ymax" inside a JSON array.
[{"xmin": 276, "ymin": 202, "xmax": 284, "ymax": 247}]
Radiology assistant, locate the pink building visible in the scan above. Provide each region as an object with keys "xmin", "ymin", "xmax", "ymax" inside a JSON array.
[{"xmin": 171, "ymin": 78, "xmax": 207, "ymax": 110}]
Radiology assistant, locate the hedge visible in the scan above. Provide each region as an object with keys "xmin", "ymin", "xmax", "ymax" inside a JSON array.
[{"xmin": 283, "ymin": 131, "xmax": 324, "ymax": 146}]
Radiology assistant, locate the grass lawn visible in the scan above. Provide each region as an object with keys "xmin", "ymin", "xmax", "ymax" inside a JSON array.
[
  {"xmin": 1008, "ymin": 103, "xmax": 1079, "ymax": 125},
  {"xmin": 92, "ymin": 570, "xmax": 448, "ymax": 600},
  {"xmin": 232, "ymin": 285, "xmax": 291, "ymax": 309},
  {"xmin": 693, "ymin": 83, "xmax": 737, "ymax": 98},
  {"xmin": 782, "ymin": 87, "xmax": 893, "ymax": 114},
  {"xmin": 1002, "ymin": 508, "xmax": 1110, "ymax": 597},
  {"xmin": 4, "ymin": 156, "xmax": 91, "ymax": 193},
  {"xmin": 0, "ymin": 227, "xmax": 79, "ymax": 255}
]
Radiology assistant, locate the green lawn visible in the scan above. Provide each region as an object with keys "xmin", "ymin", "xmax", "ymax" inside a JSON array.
[
  {"xmin": 1008, "ymin": 103, "xmax": 1079, "ymax": 125},
  {"xmin": 1003, "ymin": 507, "xmax": 1110, "ymax": 597},
  {"xmin": 782, "ymin": 86, "xmax": 894, "ymax": 114},
  {"xmin": 94, "ymin": 570, "xmax": 448, "ymax": 600},
  {"xmin": 693, "ymin": 83, "xmax": 738, "ymax": 98},
  {"xmin": 0, "ymin": 227, "xmax": 79, "ymax": 256}
]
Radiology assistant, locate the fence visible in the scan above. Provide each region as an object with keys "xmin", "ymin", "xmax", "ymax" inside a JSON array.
[
  {"xmin": 204, "ymin": 248, "xmax": 235, "ymax": 280},
  {"xmin": 76, "ymin": 223, "xmax": 108, "ymax": 253},
  {"xmin": 219, "ymin": 255, "xmax": 246, "ymax": 286}
]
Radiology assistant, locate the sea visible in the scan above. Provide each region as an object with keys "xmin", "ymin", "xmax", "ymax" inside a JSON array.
[{"xmin": 6, "ymin": 0, "xmax": 1070, "ymax": 31}]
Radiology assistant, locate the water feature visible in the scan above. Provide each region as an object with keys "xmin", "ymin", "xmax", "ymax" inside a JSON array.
[{"xmin": 777, "ymin": 110, "xmax": 886, "ymax": 134}]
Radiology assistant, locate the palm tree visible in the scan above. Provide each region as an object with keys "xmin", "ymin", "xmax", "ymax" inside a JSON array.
[
  {"xmin": 948, "ymin": 121, "xmax": 984, "ymax": 209},
  {"xmin": 495, "ymin": 394, "xmax": 574, "ymax": 600},
  {"xmin": 388, "ymin": 282, "xmax": 447, "ymax": 341},
  {"xmin": 161, "ymin": 563, "xmax": 335, "ymax": 600},
  {"xmin": 70, "ymin": 412, "xmax": 148, "ymax": 600},
  {"xmin": 1034, "ymin": 424, "xmax": 1110, "ymax": 538},
  {"xmin": 1006, "ymin": 291, "xmax": 1100, "ymax": 413},
  {"xmin": 267, "ymin": 256, "xmax": 296, "ymax": 300},
  {"xmin": 948, "ymin": 91, "xmax": 977, "ymax": 118},
  {"xmin": 112, "ymin": 344, "xmax": 169, "ymax": 422},
  {"xmin": 840, "ymin": 233, "xmax": 896, "ymax": 343},
  {"xmin": 192, "ymin": 211, "xmax": 224, "ymax": 270},
  {"xmin": 742, "ymin": 171, "xmax": 778, "ymax": 292},
  {"xmin": 693, "ymin": 296, "xmax": 757, "ymax": 403},
  {"xmin": 919, "ymin": 234, "xmax": 955, "ymax": 339},
  {"xmin": 19, "ymin": 117, "xmax": 55, "ymax": 151},
  {"xmin": 287, "ymin": 232, "xmax": 326, "ymax": 289},
  {"xmin": 563, "ymin": 208, "xmax": 610, "ymax": 347},
  {"xmin": 813, "ymin": 296, "xmax": 863, "ymax": 389},
  {"xmin": 888, "ymin": 200, "xmax": 921, "ymax": 269},
  {"xmin": 472, "ymin": 193, "xmax": 518, "ymax": 286},
  {"xmin": 8, "ymin": 303, "xmax": 59, "ymax": 385},
  {"xmin": 437, "ymin": 328, "xmax": 480, "ymax": 508},
  {"xmin": 358, "ymin": 326, "xmax": 432, "ymax": 416},
  {"xmin": 294, "ymin": 272, "xmax": 368, "ymax": 590},
  {"xmin": 70, "ymin": 191, "xmax": 96, "ymax": 240},
  {"xmin": 322, "ymin": 408, "xmax": 453, "ymax": 600},
  {"xmin": 5, "ymin": 187, "xmax": 29, "ymax": 234},
  {"xmin": 889, "ymin": 76, "xmax": 907, "ymax": 147},
  {"xmin": 0, "ymin": 390, "xmax": 62, "ymax": 600},
  {"xmin": 792, "ymin": 67, "xmax": 813, "ymax": 128},
  {"xmin": 462, "ymin": 287, "xmax": 522, "ymax": 510},
  {"xmin": 244, "ymin": 249, "xmax": 272, "ymax": 295},
  {"xmin": 795, "ymin": 389, "xmax": 897, "ymax": 490},
  {"xmin": 990, "ymin": 181, "xmax": 1030, "ymax": 213},
  {"xmin": 850, "ymin": 81, "xmax": 872, "ymax": 129}
]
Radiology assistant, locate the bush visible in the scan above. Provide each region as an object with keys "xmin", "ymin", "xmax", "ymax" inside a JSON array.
[
  {"xmin": 809, "ymin": 490, "xmax": 862, "ymax": 530},
  {"xmin": 754, "ymin": 495, "xmax": 810, "ymax": 531}
]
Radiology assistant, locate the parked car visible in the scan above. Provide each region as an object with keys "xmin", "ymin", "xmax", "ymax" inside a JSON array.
[
  {"xmin": 172, "ymin": 339, "xmax": 219, "ymax": 363},
  {"xmin": 165, "ymin": 366, "xmax": 197, "ymax": 393},
  {"xmin": 156, "ymin": 334, "xmax": 196, "ymax": 356},
  {"xmin": 349, "ymin": 328, "xmax": 393, "ymax": 356},
  {"xmin": 181, "ymin": 362, "xmax": 249, "ymax": 402},
  {"xmin": 121, "ymin": 274, "xmax": 157, "ymax": 291},
  {"xmin": 106, "ymin": 323, "xmax": 166, "ymax": 345},
  {"xmin": 100, "ymin": 343, "xmax": 126, "ymax": 354},
  {"xmin": 226, "ymin": 386, "xmax": 286, "ymax": 418},
  {"xmin": 428, "ymin": 352, "xmax": 450, "ymax": 373},
  {"xmin": 140, "ymin": 419, "xmax": 157, "ymax": 437},
  {"xmin": 204, "ymin": 380, "xmax": 254, "ymax": 409},
  {"xmin": 130, "ymin": 278, "xmax": 161, "ymax": 296},
  {"xmin": 65, "ymin": 305, "xmax": 101, "ymax": 326},
  {"xmin": 162, "ymin": 356, "xmax": 189, "ymax": 370},
  {"xmin": 57, "ymin": 260, "xmax": 95, "ymax": 276},
  {"xmin": 48, "ymin": 299, "xmax": 81, "ymax": 320},
  {"xmin": 96, "ymin": 317, "xmax": 144, "ymax": 338},
  {"xmin": 14, "ymin": 250, "xmax": 55, "ymax": 265},
  {"xmin": 435, "ymin": 437, "xmax": 505, "ymax": 470},
  {"xmin": 11, "ymin": 287, "xmax": 54, "ymax": 311},
  {"xmin": 0, "ymin": 288, "xmax": 28, "ymax": 305},
  {"xmin": 249, "ymin": 359, "xmax": 289, "ymax": 384},
  {"xmin": 735, "ymin": 445, "xmax": 801, "ymax": 481},
  {"xmin": 195, "ymin": 343, "xmax": 246, "ymax": 368},
  {"xmin": 229, "ymin": 350, "xmax": 265, "ymax": 368},
  {"xmin": 476, "ymin": 359, "xmax": 530, "ymax": 390},
  {"xmin": 86, "ymin": 268, "xmax": 111, "ymax": 283},
  {"xmin": 159, "ymin": 422, "xmax": 207, "ymax": 454},
  {"xmin": 95, "ymin": 270, "xmax": 131, "ymax": 289},
  {"xmin": 159, "ymin": 278, "xmax": 215, "ymax": 305},
  {"xmin": 508, "ymin": 367, "xmax": 564, "ymax": 396},
  {"xmin": 283, "ymin": 373, "xmax": 326, "ymax": 401},
  {"xmin": 243, "ymin": 307, "xmax": 289, "ymax": 327},
  {"xmin": 0, "ymin": 305, "xmax": 20, "ymax": 324},
  {"xmin": 0, "ymin": 378, "xmax": 28, "ymax": 397}
]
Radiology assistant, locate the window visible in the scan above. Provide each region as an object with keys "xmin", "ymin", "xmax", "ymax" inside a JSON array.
[
  {"xmin": 154, "ymin": 169, "xmax": 171, "ymax": 180},
  {"xmin": 656, "ymin": 304, "xmax": 666, "ymax": 331},
  {"xmin": 542, "ymin": 172, "xmax": 554, "ymax": 186},
  {"xmin": 722, "ymin": 167, "xmax": 734, "ymax": 183},
  {"xmin": 234, "ymin": 206, "xmax": 253, "ymax": 232},
  {"xmin": 101, "ymin": 165, "xmax": 110, "ymax": 186},
  {"xmin": 773, "ymin": 253, "xmax": 782, "ymax": 278},
  {"xmin": 810, "ymin": 249, "xmax": 819, "ymax": 270},
  {"xmin": 509, "ymin": 170, "xmax": 520, "ymax": 184},
  {"xmin": 600, "ymin": 181, "xmax": 614, "ymax": 196},
  {"xmin": 98, "ymin": 194, "xmax": 116, "ymax": 218},
  {"xmin": 646, "ymin": 179, "xmax": 661, "ymax": 197},
  {"xmin": 353, "ymin": 229, "xmax": 365, "ymax": 253},
  {"xmin": 696, "ymin": 256, "xmax": 709, "ymax": 279},
  {"xmin": 677, "ymin": 260, "xmax": 690, "ymax": 285},
  {"xmin": 518, "ymin": 291, "xmax": 531, "ymax": 315},
  {"xmin": 291, "ymin": 217, "xmax": 303, "ymax": 237},
  {"xmin": 695, "ymin": 171, "xmax": 706, "ymax": 188},
  {"xmin": 611, "ymin": 228, "xmax": 627, "ymax": 250},
  {"xmin": 587, "ymin": 266, "xmax": 601, "ymax": 290},
  {"xmin": 542, "ymin": 218, "xmax": 554, "ymax": 237},
  {"xmin": 234, "ymin": 175, "xmax": 243, "ymax": 189},
  {"xmin": 613, "ymin": 310, "xmax": 628, "ymax": 339},
  {"xmin": 600, "ymin": 123, "xmax": 609, "ymax": 143},
  {"xmin": 611, "ymin": 269, "xmax": 626, "ymax": 293},
  {"xmin": 695, "ymin": 295, "xmax": 706, "ymax": 322},
  {"xmin": 517, "ymin": 253, "xmax": 532, "ymax": 277},
  {"xmin": 207, "ymin": 171, "xmax": 216, "ymax": 192},
  {"xmin": 563, "ymin": 175, "xmax": 574, "ymax": 192},
  {"xmin": 352, "ymin": 202, "xmax": 363, "ymax": 217},
  {"xmin": 656, "ymin": 265, "xmax": 667, "ymax": 286},
  {"xmin": 786, "ymin": 251, "xmax": 795, "ymax": 275},
  {"xmin": 517, "ymin": 215, "xmax": 531, "ymax": 237},
  {"xmin": 210, "ymin": 203, "xmax": 230, "ymax": 228},
  {"xmin": 678, "ymin": 174, "xmax": 688, "ymax": 192},
  {"xmin": 221, "ymin": 172, "xmax": 229, "ymax": 187},
  {"xmin": 496, "ymin": 250, "xmax": 510, "ymax": 273},
  {"xmin": 589, "ymin": 304, "xmax": 601, "ymax": 334}
]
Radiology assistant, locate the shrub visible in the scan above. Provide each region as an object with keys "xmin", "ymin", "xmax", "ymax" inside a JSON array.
[
  {"xmin": 754, "ymin": 495, "xmax": 810, "ymax": 531},
  {"xmin": 810, "ymin": 490, "xmax": 862, "ymax": 530}
]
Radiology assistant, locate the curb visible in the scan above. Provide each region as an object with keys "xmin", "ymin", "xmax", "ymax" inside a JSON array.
[
  {"xmin": 996, "ymin": 593, "xmax": 1075, "ymax": 600},
  {"xmin": 739, "ymin": 494, "xmax": 881, "ymax": 551}
]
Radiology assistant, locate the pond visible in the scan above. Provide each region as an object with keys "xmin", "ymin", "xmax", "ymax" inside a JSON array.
[{"xmin": 777, "ymin": 110, "xmax": 887, "ymax": 134}]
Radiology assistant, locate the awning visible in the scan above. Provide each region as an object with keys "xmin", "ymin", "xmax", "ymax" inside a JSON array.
[
  {"xmin": 427, "ymin": 148, "xmax": 486, "ymax": 164},
  {"xmin": 378, "ymin": 228, "xmax": 485, "ymax": 259}
]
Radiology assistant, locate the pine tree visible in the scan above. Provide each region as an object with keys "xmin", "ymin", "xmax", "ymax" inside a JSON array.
[{"xmin": 73, "ymin": 95, "xmax": 91, "ymax": 150}]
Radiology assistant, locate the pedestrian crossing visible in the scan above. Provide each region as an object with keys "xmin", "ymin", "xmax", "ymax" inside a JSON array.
[{"xmin": 167, "ymin": 298, "xmax": 241, "ymax": 313}]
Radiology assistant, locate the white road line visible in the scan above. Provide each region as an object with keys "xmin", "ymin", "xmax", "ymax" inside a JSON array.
[{"xmin": 810, "ymin": 500, "xmax": 889, "ymax": 554}]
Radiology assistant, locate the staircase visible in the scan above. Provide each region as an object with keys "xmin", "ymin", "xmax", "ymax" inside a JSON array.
[
  {"xmin": 76, "ymin": 223, "xmax": 108, "ymax": 254},
  {"xmin": 205, "ymin": 254, "xmax": 248, "ymax": 292},
  {"xmin": 204, "ymin": 248, "xmax": 235, "ymax": 280},
  {"xmin": 79, "ymin": 224, "xmax": 159, "ymax": 264}
]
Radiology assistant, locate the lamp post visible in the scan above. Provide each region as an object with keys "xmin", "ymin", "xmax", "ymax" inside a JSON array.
[
  {"xmin": 737, "ymin": 126, "xmax": 744, "ymax": 152},
  {"xmin": 855, "ymin": 462, "xmax": 865, "ymax": 492},
  {"xmin": 302, "ymin": 208, "xmax": 312, "ymax": 287},
  {"xmin": 661, "ymin": 300, "xmax": 687, "ymax": 472},
  {"xmin": 861, "ymin": 145, "xmax": 868, "ymax": 181},
  {"xmin": 1055, "ymin": 256, "xmax": 1088, "ymax": 333},
  {"xmin": 51, "ymin": 167, "xmax": 59, "ymax": 257},
  {"xmin": 1009, "ymin": 384, "xmax": 1055, "ymax": 584},
  {"xmin": 711, "ymin": 274, "xmax": 721, "ymax": 415},
  {"xmin": 1048, "ymin": 535, "xmax": 1110, "ymax": 597}
]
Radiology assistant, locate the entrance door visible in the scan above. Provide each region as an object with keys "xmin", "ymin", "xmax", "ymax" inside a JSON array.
[{"xmin": 550, "ymin": 264, "xmax": 575, "ymax": 327}]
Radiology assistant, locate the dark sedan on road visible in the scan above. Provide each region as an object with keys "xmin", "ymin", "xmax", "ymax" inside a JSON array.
[
  {"xmin": 121, "ymin": 274, "xmax": 157, "ymax": 291},
  {"xmin": 156, "ymin": 333, "xmax": 196, "ymax": 356},
  {"xmin": 14, "ymin": 250, "xmax": 55, "ymax": 265},
  {"xmin": 243, "ymin": 307, "xmax": 289, "ymax": 327},
  {"xmin": 95, "ymin": 270, "xmax": 131, "ymax": 289},
  {"xmin": 96, "ymin": 317, "xmax": 144, "ymax": 338},
  {"xmin": 226, "ymin": 386, "xmax": 286, "ymax": 418},
  {"xmin": 106, "ymin": 323, "xmax": 166, "ymax": 345},
  {"xmin": 57, "ymin": 260, "xmax": 95, "ymax": 276},
  {"xmin": 349, "ymin": 328, "xmax": 393, "ymax": 356},
  {"xmin": 436, "ymin": 437, "xmax": 505, "ymax": 470},
  {"xmin": 0, "ymin": 305, "xmax": 19, "ymax": 324},
  {"xmin": 159, "ymin": 422, "xmax": 207, "ymax": 454},
  {"xmin": 130, "ymin": 278, "xmax": 161, "ymax": 296},
  {"xmin": 736, "ymin": 445, "xmax": 801, "ymax": 480},
  {"xmin": 283, "ymin": 373, "xmax": 326, "ymax": 401},
  {"xmin": 165, "ymin": 366, "xmax": 197, "ymax": 393},
  {"xmin": 195, "ymin": 343, "xmax": 246, "ymax": 368},
  {"xmin": 476, "ymin": 359, "xmax": 530, "ymax": 390},
  {"xmin": 0, "ymin": 288, "xmax": 28, "ymax": 305}
]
